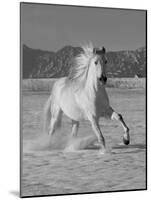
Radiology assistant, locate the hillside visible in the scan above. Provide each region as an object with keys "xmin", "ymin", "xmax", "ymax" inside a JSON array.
[{"xmin": 22, "ymin": 45, "xmax": 146, "ymax": 78}]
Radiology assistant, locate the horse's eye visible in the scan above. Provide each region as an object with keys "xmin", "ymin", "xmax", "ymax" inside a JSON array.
[
  {"xmin": 105, "ymin": 60, "xmax": 107, "ymax": 64},
  {"xmin": 95, "ymin": 60, "xmax": 98, "ymax": 65}
]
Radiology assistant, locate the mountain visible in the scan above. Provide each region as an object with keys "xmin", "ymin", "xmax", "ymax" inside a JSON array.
[
  {"xmin": 22, "ymin": 45, "xmax": 55, "ymax": 78},
  {"xmin": 22, "ymin": 44, "xmax": 146, "ymax": 78},
  {"xmin": 106, "ymin": 47, "xmax": 146, "ymax": 77}
]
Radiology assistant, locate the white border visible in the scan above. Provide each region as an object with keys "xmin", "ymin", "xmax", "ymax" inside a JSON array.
[{"xmin": 0, "ymin": 0, "xmax": 150, "ymax": 199}]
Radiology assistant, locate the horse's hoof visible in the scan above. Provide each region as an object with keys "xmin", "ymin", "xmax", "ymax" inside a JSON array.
[
  {"xmin": 99, "ymin": 148, "xmax": 106, "ymax": 154},
  {"xmin": 123, "ymin": 138, "xmax": 130, "ymax": 145}
]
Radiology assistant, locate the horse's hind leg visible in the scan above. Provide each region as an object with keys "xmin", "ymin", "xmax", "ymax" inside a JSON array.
[
  {"xmin": 71, "ymin": 120, "xmax": 79, "ymax": 137},
  {"xmin": 48, "ymin": 117, "xmax": 57, "ymax": 137},
  {"xmin": 48, "ymin": 105, "xmax": 62, "ymax": 137},
  {"xmin": 111, "ymin": 111, "xmax": 130, "ymax": 145}
]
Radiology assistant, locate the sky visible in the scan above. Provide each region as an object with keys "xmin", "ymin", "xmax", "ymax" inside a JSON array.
[{"xmin": 21, "ymin": 3, "xmax": 146, "ymax": 52}]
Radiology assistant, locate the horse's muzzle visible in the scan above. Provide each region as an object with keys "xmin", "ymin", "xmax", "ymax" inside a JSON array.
[{"xmin": 99, "ymin": 75, "xmax": 107, "ymax": 84}]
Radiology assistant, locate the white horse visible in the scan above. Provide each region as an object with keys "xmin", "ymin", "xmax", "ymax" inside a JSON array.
[{"xmin": 44, "ymin": 44, "xmax": 130, "ymax": 153}]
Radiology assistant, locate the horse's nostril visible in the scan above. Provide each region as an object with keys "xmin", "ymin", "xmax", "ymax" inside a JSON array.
[
  {"xmin": 99, "ymin": 76, "xmax": 107, "ymax": 83},
  {"xmin": 104, "ymin": 77, "xmax": 107, "ymax": 82}
]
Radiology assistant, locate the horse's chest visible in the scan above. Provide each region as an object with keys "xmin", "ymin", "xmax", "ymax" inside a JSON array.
[
  {"xmin": 95, "ymin": 88, "xmax": 112, "ymax": 117},
  {"xmin": 96, "ymin": 88, "xmax": 109, "ymax": 107}
]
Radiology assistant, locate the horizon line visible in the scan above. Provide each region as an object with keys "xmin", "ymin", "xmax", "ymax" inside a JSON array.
[{"xmin": 22, "ymin": 43, "xmax": 146, "ymax": 53}]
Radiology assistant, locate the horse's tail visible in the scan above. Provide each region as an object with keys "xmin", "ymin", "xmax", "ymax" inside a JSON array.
[{"xmin": 43, "ymin": 96, "xmax": 52, "ymax": 134}]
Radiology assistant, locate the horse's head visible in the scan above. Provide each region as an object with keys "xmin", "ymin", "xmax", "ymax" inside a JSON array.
[
  {"xmin": 68, "ymin": 44, "xmax": 107, "ymax": 89},
  {"xmin": 92, "ymin": 46, "xmax": 108, "ymax": 85}
]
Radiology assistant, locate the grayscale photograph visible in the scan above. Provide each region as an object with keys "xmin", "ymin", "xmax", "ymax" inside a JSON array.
[{"xmin": 20, "ymin": 2, "xmax": 147, "ymax": 198}]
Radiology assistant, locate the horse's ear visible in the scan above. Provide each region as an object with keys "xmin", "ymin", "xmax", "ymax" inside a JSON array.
[
  {"xmin": 102, "ymin": 46, "xmax": 106, "ymax": 54},
  {"xmin": 94, "ymin": 47, "xmax": 106, "ymax": 55}
]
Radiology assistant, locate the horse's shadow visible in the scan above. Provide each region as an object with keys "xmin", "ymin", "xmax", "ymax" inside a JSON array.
[
  {"xmin": 112, "ymin": 143, "xmax": 146, "ymax": 150},
  {"xmin": 86, "ymin": 143, "xmax": 146, "ymax": 151},
  {"xmin": 84, "ymin": 143, "xmax": 146, "ymax": 155},
  {"xmin": 83, "ymin": 141, "xmax": 146, "ymax": 153},
  {"xmin": 111, "ymin": 143, "xmax": 146, "ymax": 154},
  {"xmin": 65, "ymin": 136, "xmax": 146, "ymax": 154}
]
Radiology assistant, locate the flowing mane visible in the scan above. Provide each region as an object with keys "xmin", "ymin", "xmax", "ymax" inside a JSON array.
[{"xmin": 68, "ymin": 44, "xmax": 94, "ymax": 83}]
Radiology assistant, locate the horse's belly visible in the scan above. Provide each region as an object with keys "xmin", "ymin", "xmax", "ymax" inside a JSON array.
[{"xmin": 60, "ymin": 90, "xmax": 85, "ymax": 120}]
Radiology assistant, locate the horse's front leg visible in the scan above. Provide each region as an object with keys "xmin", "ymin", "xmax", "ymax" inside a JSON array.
[
  {"xmin": 111, "ymin": 111, "xmax": 130, "ymax": 145},
  {"xmin": 88, "ymin": 115, "xmax": 106, "ymax": 153}
]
